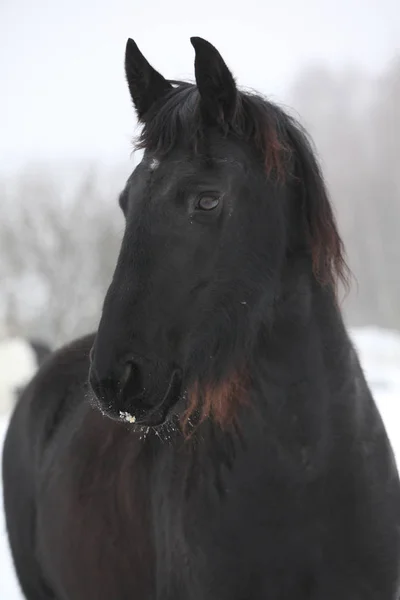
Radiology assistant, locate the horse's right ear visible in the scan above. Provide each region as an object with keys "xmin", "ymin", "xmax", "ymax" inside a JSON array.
[{"xmin": 125, "ymin": 38, "xmax": 172, "ymax": 121}]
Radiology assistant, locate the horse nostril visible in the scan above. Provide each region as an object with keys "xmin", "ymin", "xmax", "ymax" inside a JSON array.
[
  {"xmin": 120, "ymin": 361, "xmax": 143, "ymax": 400},
  {"xmin": 119, "ymin": 363, "xmax": 132, "ymax": 389},
  {"xmin": 89, "ymin": 357, "xmax": 145, "ymax": 405}
]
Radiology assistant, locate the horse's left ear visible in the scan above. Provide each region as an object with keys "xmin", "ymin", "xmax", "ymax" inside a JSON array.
[
  {"xmin": 125, "ymin": 38, "xmax": 172, "ymax": 121},
  {"xmin": 190, "ymin": 37, "xmax": 238, "ymax": 125}
]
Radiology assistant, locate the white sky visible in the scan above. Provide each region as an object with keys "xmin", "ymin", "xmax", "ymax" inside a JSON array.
[{"xmin": 0, "ymin": 0, "xmax": 399, "ymax": 173}]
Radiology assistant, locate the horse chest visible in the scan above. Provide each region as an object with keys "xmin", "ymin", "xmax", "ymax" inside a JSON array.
[
  {"xmin": 38, "ymin": 442, "xmax": 156, "ymax": 599},
  {"xmin": 37, "ymin": 418, "xmax": 321, "ymax": 600}
]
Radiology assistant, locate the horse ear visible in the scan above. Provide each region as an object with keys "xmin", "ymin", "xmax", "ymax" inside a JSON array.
[
  {"xmin": 125, "ymin": 38, "xmax": 172, "ymax": 121},
  {"xmin": 190, "ymin": 37, "xmax": 238, "ymax": 125}
]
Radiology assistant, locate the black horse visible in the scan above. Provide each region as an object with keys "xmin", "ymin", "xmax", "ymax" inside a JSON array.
[{"xmin": 3, "ymin": 37, "xmax": 400, "ymax": 600}]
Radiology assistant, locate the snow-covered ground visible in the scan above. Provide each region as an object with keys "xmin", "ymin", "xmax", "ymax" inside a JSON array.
[
  {"xmin": 351, "ymin": 327, "xmax": 400, "ymax": 463},
  {"xmin": 0, "ymin": 338, "xmax": 39, "ymax": 415},
  {"xmin": 1, "ymin": 327, "xmax": 400, "ymax": 598}
]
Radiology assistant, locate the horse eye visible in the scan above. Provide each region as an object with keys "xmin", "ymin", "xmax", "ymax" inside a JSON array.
[{"xmin": 196, "ymin": 194, "xmax": 220, "ymax": 211}]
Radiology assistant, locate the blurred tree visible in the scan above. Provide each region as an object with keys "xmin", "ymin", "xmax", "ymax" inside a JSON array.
[
  {"xmin": 0, "ymin": 59, "xmax": 399, "ymax": 344},
  {"xmin": 290, "ymin": 58, "xmax": 400, "ymax": 329},
  {"xmin": 0, "ymin": 168, "xmax": 124, "ymax": 345}
]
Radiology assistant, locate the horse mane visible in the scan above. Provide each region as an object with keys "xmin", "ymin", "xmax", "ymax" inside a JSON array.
[{"xmin": 136, "ymin": 82, "xmax": 350, "ymax": 296}]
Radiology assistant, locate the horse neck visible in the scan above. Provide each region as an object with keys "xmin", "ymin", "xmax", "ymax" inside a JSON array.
[
  {"xmin": 255, "ymin": 265, "xmax": 354, "ymax": 386},
  {"xmin": 147, "ymin": 281, "xmax": 354, "ymax": 505},
  {"xmin": 230, "ymin": 272, "xmax": 359, "ymax": 461},
  {"xmin": 137, "ymin": 276, "xmax": 360, "ymax": 518},
  {"xmin": 136, "ymin": 272, "xmax": 358, "ymax": 473}
]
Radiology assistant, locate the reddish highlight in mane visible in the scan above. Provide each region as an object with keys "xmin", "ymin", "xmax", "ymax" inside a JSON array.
[
  {"xmin": 311, "ymin": 220, "xmax": 350, "ymax": 295},
  {"xmin": 180, "ymin": 370, "xmax": 248, "ymax": 435},
  {"xmin": 263, "ymin": 124, "xmax": 289, "ymax": 181},
  {"xmin": 261, "ymin": 118, "xmax": 351, "ymax": 298},
  {"xmin": 305, "ymin": 177, "xmax": 351, "ymax": 296}
]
